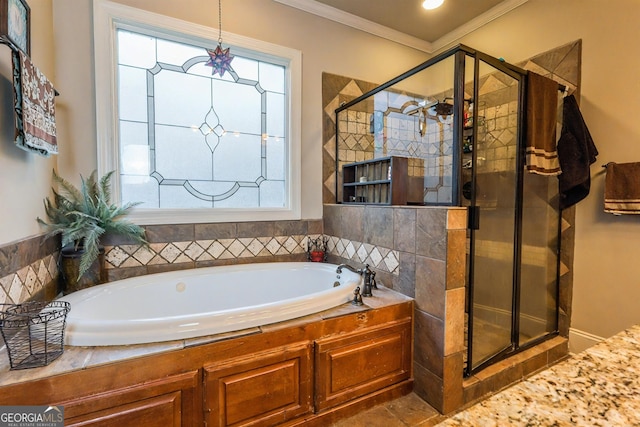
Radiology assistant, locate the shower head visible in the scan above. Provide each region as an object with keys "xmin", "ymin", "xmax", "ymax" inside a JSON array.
[
  {"xmin": 429, "ymin": 100, "xmax": 454, "ymax": 117},
  {"xmin": 434, "ymin": 102, "xmax": 454, "ymax": 116},
  {"xmin": 403, "ymin": 99, "xmax": 435, "ymax": 117}
]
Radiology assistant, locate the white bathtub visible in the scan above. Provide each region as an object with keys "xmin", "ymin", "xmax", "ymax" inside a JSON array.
[{"xmin": 59, "ymin": 262, "xmax": 362, "ymax": 347}]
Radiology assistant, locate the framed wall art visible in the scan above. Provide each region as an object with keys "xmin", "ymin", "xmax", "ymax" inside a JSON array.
[{"xmin": 0, "ymin": 0, "xmax": 30, "ymax": 55}]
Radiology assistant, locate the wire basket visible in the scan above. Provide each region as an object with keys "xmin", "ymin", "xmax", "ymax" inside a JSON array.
[{"xmin": 0, "ymin": 301, "xmax": 70, "ymax": 370}]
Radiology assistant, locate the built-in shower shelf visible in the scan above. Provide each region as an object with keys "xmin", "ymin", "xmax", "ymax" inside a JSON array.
[{"xmin": 342, "ymin": 156, "xmax": 408, "ymax": 205}]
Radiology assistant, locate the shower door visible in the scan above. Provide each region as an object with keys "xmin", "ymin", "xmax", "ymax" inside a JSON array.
[{"xmin": 465, "ymin": 55, "xmax": 524, "ymax": 373}]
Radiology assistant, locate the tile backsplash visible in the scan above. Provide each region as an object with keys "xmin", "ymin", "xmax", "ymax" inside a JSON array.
[
  {"xmin": 0, "ymin": 254, "xmax": 58, "ymax": 306},
  {"xmin": 105, "ymin": 235, "xmax": 312, "ymax": 269},
  {"xmin": 105, "ymin": 234, "xmax": 399, "ymax": 276},
  {"xmin": 0, "ymin": 235, "xmax": 59, "ymax": 305},
  {"xmin": 0, "ymin": 218, "xmax": 401, "ymax": 306}
]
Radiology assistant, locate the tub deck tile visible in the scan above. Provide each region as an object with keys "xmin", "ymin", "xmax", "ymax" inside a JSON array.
[
  {"xmin": 319, "ymin": 302, "xmax": 369, "ymax": 320},
  {"xmin": 0, "ymin": 346, "xmax": 93, "ymax": 387},
  {"xmin": 84, "ymin": 340, "xmax": 185, "ymax": 368},
  {"xmin": 184, "ymin": 327, "xmax": 261, "ymax": 348},
  {"xmin": 260, "ymin": 313, "xmax": 325, "ymax": 333},
  {"xmin": 0, "ymin": 286, "xmax": 413, "ymax": 389}
]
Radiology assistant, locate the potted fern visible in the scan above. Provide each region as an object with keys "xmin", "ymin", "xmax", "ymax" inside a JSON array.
[{"xmin": 38, "ymin": 170, "xmax": 147, "ymax": 294}]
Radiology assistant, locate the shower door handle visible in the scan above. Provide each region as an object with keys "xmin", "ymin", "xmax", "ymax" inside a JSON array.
[{"xmin": 467, "ymin": 206, "xmax": 480, "ymax": 230}]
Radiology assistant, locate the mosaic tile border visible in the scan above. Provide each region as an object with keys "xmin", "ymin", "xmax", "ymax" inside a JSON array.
[
  {"xmin": 104, "ymin": 234, "xmax": 399, "ymax": 275},
  {"xmin": 105, "ymin": 235, "xmax": 313, "ymax": 269},
  {"xmin": 325, "ymin": 235, "xmax": 399, "ymax": 275},
  {"xmin": 0, "ymin": 254, "xmax": 58, "ymax": 305}
]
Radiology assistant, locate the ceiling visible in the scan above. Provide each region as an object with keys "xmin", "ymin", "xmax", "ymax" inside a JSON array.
[{"xmin": 273, "ymin": 0, "xmax": 529, "ymax": 53}]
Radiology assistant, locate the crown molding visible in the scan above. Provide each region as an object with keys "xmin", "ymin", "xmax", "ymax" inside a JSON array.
[
  {"xmin": 273, "ymin": 0, "xmax": 528, "ymax": 54},
  {"xmin": 431, "ymin": 0, "xmax": 530, "ymax": 52},
  {"xmin": 273, "ymin": 0, "xmax": 433, "ymax": 53}
]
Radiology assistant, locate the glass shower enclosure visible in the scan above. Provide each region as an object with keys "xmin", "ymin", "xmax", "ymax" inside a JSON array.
[{"xmin": 334, "ymin": 45, "xmax": 561, "ymax": 375}]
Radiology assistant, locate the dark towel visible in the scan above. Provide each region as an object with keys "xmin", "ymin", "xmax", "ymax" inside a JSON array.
[
  {"xmin": 526, "ymin": 72, "xmax": 560, "ymax": 175},
  {"xmin": 604, "ymin": 162, "xmax": 640, "ymax": 214},
  {"xmin": 557, "ymin": 94, "xmax": 598, "ymax": 209},
  {"xmin": 12, "ymin": 50, "xmax": 58, "ymax": 157}
]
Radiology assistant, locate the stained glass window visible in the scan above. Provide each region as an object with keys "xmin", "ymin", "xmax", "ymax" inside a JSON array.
[{"xmin": 116, "ymin": 29, "xmax": 287, "ymax": 209}]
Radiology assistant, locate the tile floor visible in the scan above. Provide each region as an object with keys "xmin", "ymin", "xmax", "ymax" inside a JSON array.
[{"xmin": 332, "ymin": 393, "xmax": 449, "ymax": 426}]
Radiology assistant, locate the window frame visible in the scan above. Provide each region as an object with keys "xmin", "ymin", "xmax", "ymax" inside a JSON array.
[{"xmin": 93, "ymin": 0, "xmax": 302, "ymax": 224}]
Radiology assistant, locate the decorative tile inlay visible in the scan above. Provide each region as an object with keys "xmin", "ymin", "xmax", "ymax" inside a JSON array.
[
  {"xmin": 357, "ymin": 245, "xmax": 368, "ymax": 263},
  {"xmin": 383, "ymin": 251, "xmax": 400, "ymax": 273},
  {"xmin": 103, "ymin": 234, "xmax": 399, "ymax": 276},
  {"xmin": 370, "ymin": 247, "xmax": 383, "ymax": 266},
  {"xmin": 326, "ymin": 235, "xmax": 399, "ymax": 275},
  {"xmin": 345, "ymin": 242, "xmax": 356, "ymax": 259},
  {"xmin": 160, "ymin": 244, "xmax": 182, "ymax": 263},
  {"xmin": 183, "ymin": 242, "xmax": 205, "ymax": 260},
  {"xmin": 8, "ymin": 276, "xmax": 22, "ymax": 303},
  {"xmin": 105, "ymin": 234, "xmax": 314, "ymax": 270},
  {"xmin": 283, "ymin": 236, "xmax": 299, "ymax": 253},
  {"xmin": 207, "ymin": 241, "xmax": 226, "ymax": 258},
  {"xmin": 227, "ymin": 240, "xmax": 246, "ymax": 258},
  {"xmin": 105, "ymin": 246, "xmax": 128, "ymax": 267},
  {"xmin": 0, "ymin": 254, "xmax": 58, "ymax": 305},
  {"xmin": 133, "ymin": 246, "xmax": 155, "ymax": 265},
  {"xmin": 265, "ymin": 238, "xmax": 281, "ymax": 255}
]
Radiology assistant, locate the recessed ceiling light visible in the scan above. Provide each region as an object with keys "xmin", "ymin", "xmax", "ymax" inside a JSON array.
[{"xmin": 422, "ymin": 0, "xmax": 444, "ymax": 10}]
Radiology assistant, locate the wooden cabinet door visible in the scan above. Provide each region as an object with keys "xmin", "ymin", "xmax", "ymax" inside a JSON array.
[
  {"xmin": 64, "ymin": 392, "xmax": 182, "ymax": 427},
  {"xmin": 63, "ymin": 370, "xmax": 200, "ymax": 427},
  {"xmin": 315, "ymin": 318, "xmax": 412, "ymax": 411},
  {"xmin": 204, "ymin": 342, "xmax": 313, "ymax": 427}
]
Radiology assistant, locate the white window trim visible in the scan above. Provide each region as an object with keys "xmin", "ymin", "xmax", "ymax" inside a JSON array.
[{"xmin": 93, "ymin": 0, "xmax": 302, "ymax": 225}]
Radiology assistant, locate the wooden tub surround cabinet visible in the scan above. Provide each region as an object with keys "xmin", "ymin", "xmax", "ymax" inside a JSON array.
[{"xmin": 0, "ymin": 287, "xmax": 413, "ymax": 427}]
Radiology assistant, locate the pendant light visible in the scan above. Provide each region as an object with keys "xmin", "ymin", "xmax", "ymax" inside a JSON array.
[{"xmin": 205, "ymin": 0, "xmax": 234, "ymax": 77}]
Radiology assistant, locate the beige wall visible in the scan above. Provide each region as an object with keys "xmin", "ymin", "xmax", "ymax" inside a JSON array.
[
  {"xmin": 0, "ymin": 0, "xmax": 56, "ymax": 244},
  {"xmin": 453, "ymin": 0, "xmax": 640, "ymax": 349}
]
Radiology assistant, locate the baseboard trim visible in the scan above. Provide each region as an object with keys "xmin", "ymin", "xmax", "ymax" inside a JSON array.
[{"xmin": 569, "ymin": 328, "xmax": 604, "ymax": 354}]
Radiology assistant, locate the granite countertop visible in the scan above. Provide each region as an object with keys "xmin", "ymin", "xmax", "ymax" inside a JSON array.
[
  {"xmin": 438, "ymin": 324, "xmax": 640, "ymax": 426},
  {"xmin": 0, "ymin": 285, "xmax": 410, "ymax": 388}
]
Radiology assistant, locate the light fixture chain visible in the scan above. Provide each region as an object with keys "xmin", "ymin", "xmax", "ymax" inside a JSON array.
[
  {"xmin": 205, "ymin": 0, "xmax": 234, "ymax": 77},
  {"xmin": 218, "ymin": 0, "xmax": 223, "ymax": 45}
]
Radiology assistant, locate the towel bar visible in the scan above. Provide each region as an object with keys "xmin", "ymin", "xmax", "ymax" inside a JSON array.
[{"xmin": 1, "ymin": 38, "xmax": 60, "ymax": 96}]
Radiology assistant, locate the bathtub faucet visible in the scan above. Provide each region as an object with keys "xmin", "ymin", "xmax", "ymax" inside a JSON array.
[
  {"xmin": 336, "ymin": 263, "xmax": 360, "ymax": 275},
  {"xmin": 336, "ymin": 263, "xmax": 376, "ymax": 297},
  {"xmin": 360, "ymin": 264, "xmax": 377, "ymax": 297}
]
